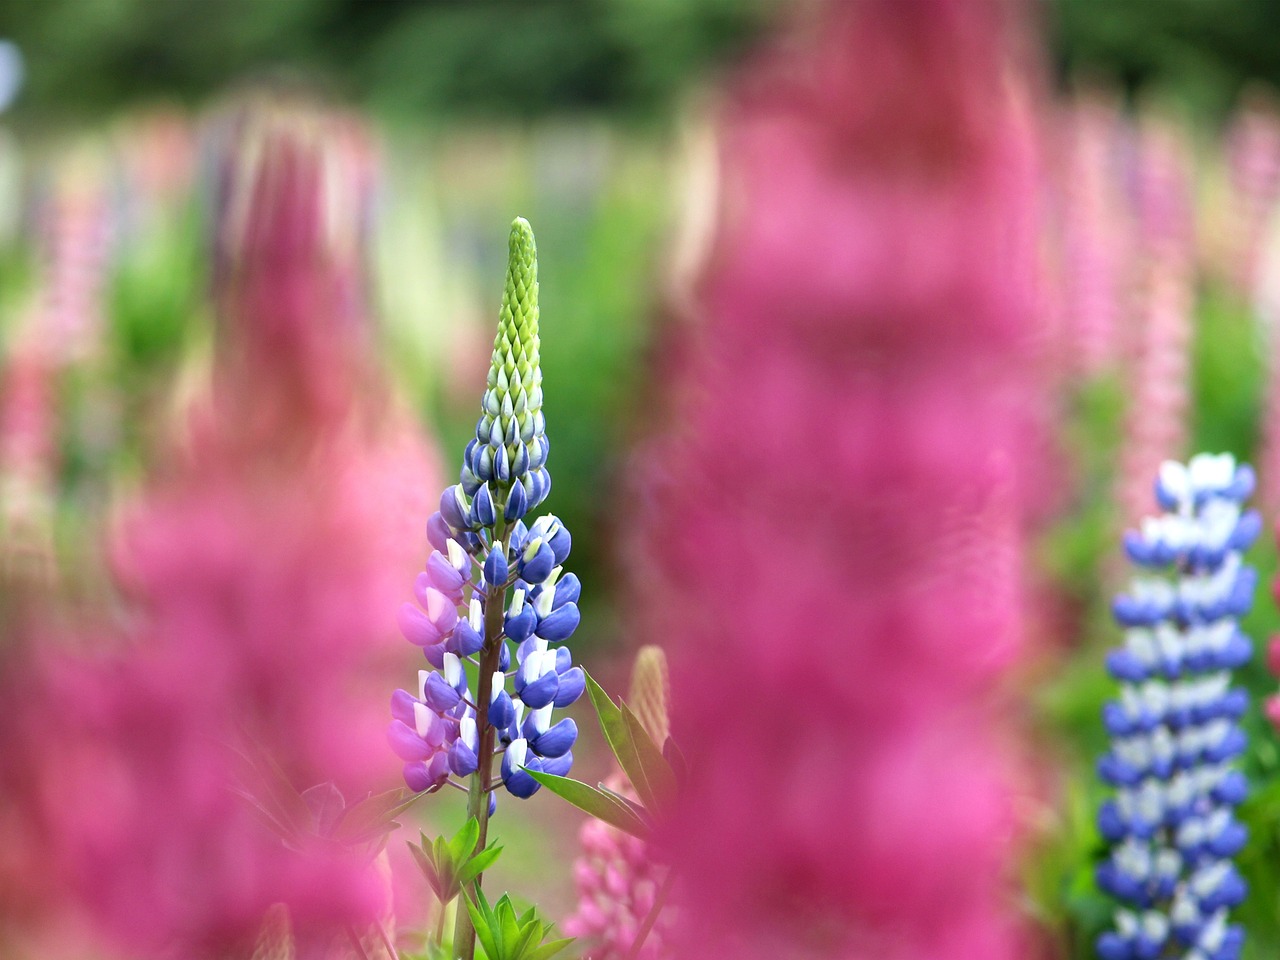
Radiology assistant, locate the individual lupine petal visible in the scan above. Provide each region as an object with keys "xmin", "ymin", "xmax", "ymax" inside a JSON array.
[
  {"xmin": 423, "ymin": 673, "xmax": 461, "ymax": 712},
  {"xmin": 427, "ymin": 511, "xmax": 453, "ymax": 553},
  {"xmin": 399, "ymin": 602, "xmax": 445, "ymax": 648},
  {"xmin": 403, "ymin": 757, "xmax": 449, "ymax": 793},
  {"xmin": 387, "ymin": 721, "xmax": 433, "ymax": 761},
  {"xmin": 390, "ymin": 689, "xmax": 417, "ymax": 727},
  {"xmin": 528, "ymin": 715, "xmax": 577, "ymax": 759},
  {"xmin": 413, "ymin": 581, "xmax": 461, "ymax": 638},
  {"xmin": 504, "ymin": 588, "xmax": 536, "ymax": 642},
  {"xmin": 516, "ymin": 648, "xmax": 560, "ymax": 709},
  {"xmin": 484, "ymin": 544, "xmax": 509, "ymax": 587},
  {"xmin": 471, "ymin": 483, "xmax": 496, "ymax": 527},
  {"xmin": 490, "ymin": 674, "xmax": 516, "ymax": 729},
  {"xmin": 449, "ymin": 717, "xmax": 479, "ymax": 776},
  {"xmin": 553, "ymin": 573, "xmax": 581, "ymax": 608},
  {"xmin": 413, "ymin": 701, "xmax": 449, "ymax": 748},
  {"xmin": 545, "ymin": 522, "xmax": 570, "ymax": 564},
  {"xmin": 552, "ymin": 667, "xmax": 585, "ymax": 708},
  {"xmin": 511, "ymin": 442, "xmax": 530, "ymax": 477},
  {"xmin": 440, "ymin": 485, "xmax": 470, "ymax": 531},
  {"xmin": 453, "ymin": 597, "xmax": 485, "ymax": 657},
  {"xmin": 503, "ymin": 478, "xmax": 529, "ymax": 521},
  {"xmin": 536, "ymin": 602, "xmax": 580, "ymax": 643},
  {"xmin": 519, "ymin": 539, "xmax": 555, "ymax": 584},
  {"xmin": 425, "ymin": 539, "xmax": 471, "ymax": 600},
  {"xmin": 501, "ymin": 738, "xmax": 542, "ymax": 798}
]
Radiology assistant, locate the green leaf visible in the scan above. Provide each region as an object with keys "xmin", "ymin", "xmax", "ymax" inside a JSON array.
[
  {"xmin": 496, "ymin": 895, "xmax": 522, "ymax": 954},
  {"xmin": 620, "ymin": 702, "xmax": 678, "ymax": 815},
  {"xmin": 407, "ymin": 840, "xmax": 450, "ymax": 902},
  {"xmin": 597, "ymin": 784, "xmax": 657, "ymax": 831},
  {"xmin": 526, "ymin": 770, "xmax": 650, "ymax": 839},
  {"xmin": 466, "ymin": 889, "xmax": 500, "ymax": 960},
  {"xmin": 525, "ymin": 938, "xmax": 575, "ymax": 960},
  {"xmin": 512, "ymin": 921, "xmax": 542, "ymax": 960},
  {"xmin": 458, "ymin": 844, "xmax": 503, "ymax": 886},
  {"xmin": 584, "ymin": 672, "xmax": 659, "ymax": 811},
  {"xmin": 450, "ymin": 817, "xmax": 481, "ymax": 861}
]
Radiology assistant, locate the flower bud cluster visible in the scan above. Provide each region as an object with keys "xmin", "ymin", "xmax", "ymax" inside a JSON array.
[{"xmin": 1097, "ymin": 454, "xmax": 1257, "ymax": 960}]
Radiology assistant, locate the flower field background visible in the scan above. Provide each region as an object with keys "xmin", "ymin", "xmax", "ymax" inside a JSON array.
[{"xmin": 7, "ymin": 1, "xmax": 1280, "ymax": 959}]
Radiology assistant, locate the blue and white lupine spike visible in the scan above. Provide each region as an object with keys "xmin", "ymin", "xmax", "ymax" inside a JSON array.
[
  {"xmin": 392, "ymin": 218, "xmax": 580, "ymax": 807},
  {"xmin": 1096, "ymin": 454, "xmax": 1256, "ymax": 960}
]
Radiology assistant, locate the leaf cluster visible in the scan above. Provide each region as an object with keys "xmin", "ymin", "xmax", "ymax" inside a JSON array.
[
  {"xmin": 408, "ymin": 818, "xmax": 503, "ymax": 907},
  {"xmin": 464, "ymin": 888, "xmax": 572, "ymax": 960},
  {"xmin": 528, "ymin": 671, "xmax": 685, "ymax": 841}
]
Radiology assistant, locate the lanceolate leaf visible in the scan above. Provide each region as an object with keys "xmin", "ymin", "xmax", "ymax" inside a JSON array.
[
  {"xmin": 526, "ymin": 769, "xmax": 650, "ymax": 840},
  {"xmin": 584, "ymin": 672, "xmax": 661, "ymax": 812},
  {"xmin": 526, "ymin": 938, "xmax": 574, "ymax": 960},
  {"xmin": 620, "ymin": 702, "xmax": 678, "ymax": 816},
  {"xmin": 458, "ymin": 844, "xmax": 503, "ymax": 886}
]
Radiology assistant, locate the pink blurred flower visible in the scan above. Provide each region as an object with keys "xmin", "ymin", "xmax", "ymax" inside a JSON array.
[
  {"xmin": 1116, "ymin": 117, "xmax": 1195, "ymax": 526},
  {"xmin": 1225, "ymin": 87, "xmax": 1280, "ymax": 299},
  {"xmin": 2, "ymin": 98, "xmax": 439, "ymax": 959},
  {"xmin": 637, "ymin": 2, "xmax": 1043, "ymax": 958},
  {"xmin": 1056, "ymin": 89, "xmax": 1134, "ymax": 376}
]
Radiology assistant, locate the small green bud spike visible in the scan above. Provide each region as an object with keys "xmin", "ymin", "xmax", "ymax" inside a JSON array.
[{"xmin": 486, "ymin": 218, "xmax": 541, "ymax": 410}]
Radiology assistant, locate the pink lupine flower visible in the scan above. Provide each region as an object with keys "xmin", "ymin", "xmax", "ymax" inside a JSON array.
[
  {"xmin": 563, "ymin": 647, "xmax": 672, "ymax": 959},
  {"xmin": 2, "ymin": 98, "xmax": 439, "ymax": 959},
  {"xmin": 563, "ymin": 778, "xmax": 668, "ymax": 960},
  {"xmin": 1224, "ymin": 87, "xmax": 1280, "ymax": 299},
  {"xmin": 33, "ymin": 150, "xmax": 114, "ymax": 364},
  {"xmin": 1116, "ymin": 117, "xmax": 1195, "ymax": 526},
  {"xmin": 0, "ymin": 327, "xmax": 57, "ymax": 590},
  {"xmin": 637, "ymin": 2, "xmax": 1042, "ymax": 958},
  {"xmin": 1057, "ymin": 89, "xmax": 1133, "ymax": 376}
]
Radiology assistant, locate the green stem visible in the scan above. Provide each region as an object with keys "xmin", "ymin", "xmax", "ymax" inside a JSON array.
[
  {"xmin": 623, "ymin": 867, "xmax": 674, "ymax": 960},
  {"xmin": 432, "ymin": 901, "xmax": 447, "ymax": 950},
  {"xmin": 453, "ymin": 525, "xmax": 508, "ymax": 960}
]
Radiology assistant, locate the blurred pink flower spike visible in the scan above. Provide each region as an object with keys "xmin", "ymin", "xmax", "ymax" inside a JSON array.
[
  {"xmin": 644, "ymin": 1, "xmax": 1043, "ymax": 958},
  {"xmin": 6, "ymin": 95, "xmax": 437, "ymax": 959}
]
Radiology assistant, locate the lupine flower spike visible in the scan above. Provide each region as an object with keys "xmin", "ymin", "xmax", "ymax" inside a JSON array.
[
  {"xmin": 1098, "ymin": 454, "xmax": 1258, "ymax": 960},
  {"xmin": 564, "ymin": 646, "xmax": 672, "ymax": 960},
  {"xmin": 388, "ymin": 217, "xmax": 582, "ymax": 960}
]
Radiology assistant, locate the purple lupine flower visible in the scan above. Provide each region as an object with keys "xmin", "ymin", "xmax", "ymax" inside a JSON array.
[{"xmin": 390, "ymin": 217, "xmax": 582, "ymax": 808}]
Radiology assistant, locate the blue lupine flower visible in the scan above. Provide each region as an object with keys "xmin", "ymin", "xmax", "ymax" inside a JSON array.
[
  {"xmin": 389, "ymin": 217, "xmax": 582, "ymax": 807},
  {"xmin": 1096, "ymin": 454, "xmax": 1257, "ymax": 960}
]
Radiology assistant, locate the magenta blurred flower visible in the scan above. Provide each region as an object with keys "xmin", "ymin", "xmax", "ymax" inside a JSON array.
[
  {"xmin": 638, "ymin": 1, "xmax": 1042, "ymax": 957},
  {"xmin": 1056, "ymin": 89, "xmax": 1133, "ymax": 376},
  {"xmin": 1, "ymin": 98, "xmax": 439, "ymax": 959},
  {"xmin": 1116, "ymin": 117, "xmax": 1195, "ymax": 526}
]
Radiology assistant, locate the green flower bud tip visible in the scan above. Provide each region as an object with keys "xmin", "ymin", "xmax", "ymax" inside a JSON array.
[{"xmin": 487, "ymin": 217, "xmax": 541, "ymax": 414}]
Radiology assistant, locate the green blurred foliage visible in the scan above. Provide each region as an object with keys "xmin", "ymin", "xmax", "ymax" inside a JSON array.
[
  {"xmin": 1051, "ymin": 0, "xmax": 1280, "ymax": 116},
  {"xmin": 0, "ymin": 0, "xmax": 771, "ymax": 122}
]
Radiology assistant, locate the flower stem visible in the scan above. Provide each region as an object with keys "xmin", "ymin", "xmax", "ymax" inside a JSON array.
[
  {"xmin": 453, "ymin": 525, "xmax": 508, "ymax": 960},
  {"xmin": 345, "ymin": 925, "xmax": 373, "ymax": 960},
  {"xmin": 624, "ymin": 867, "xmax": 674, "ymax": 960}
]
